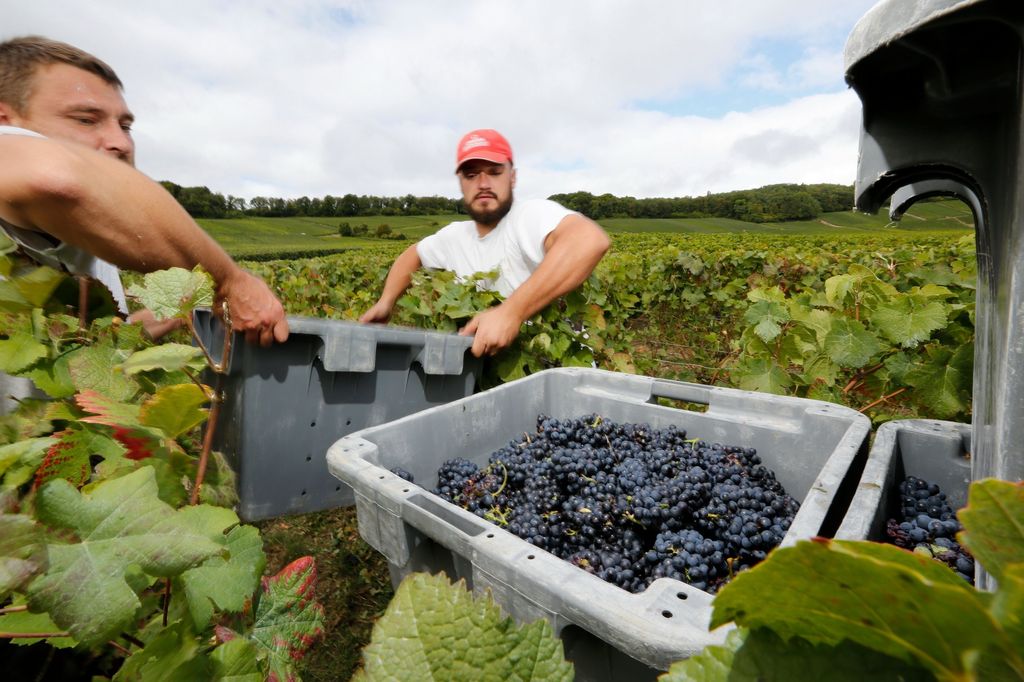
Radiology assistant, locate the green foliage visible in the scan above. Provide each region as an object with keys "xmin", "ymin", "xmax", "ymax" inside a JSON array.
[
  {"xmin": 661, "ymin": 628, "xmax": 934, "ymax": 682},
  {"xmin": 727, "ymin": 235, "xmax": 976, "ymax": 420},
  {"xmin": 356, "ymin": 572, "xmax": 573, "ymax": 682},
  {"xmin": 256, "ymin": 229, "xmax": 976, "ymax": 422},
  {"xmin": 0, "ymin": 261, "xmax": 325, "ymax": 679},
  {"xmin": 390, "ymin": 268, "xmax": 618, "ymax": 386},
  {"xmin": 670, "ymin": 479, "xmax": 1024, "ymax": 682}
]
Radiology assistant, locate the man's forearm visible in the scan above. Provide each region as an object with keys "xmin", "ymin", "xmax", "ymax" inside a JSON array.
[
  {"xmin": 377, "ymin": 244, "xmax": 422, "ymax": 307},
  {"xmin": 2, "ymin": 135, "xmax": 239, "ymax": 281},
  {"xmin": 500, "ymin": 218, "xmax": 610, "ymax": 323}
]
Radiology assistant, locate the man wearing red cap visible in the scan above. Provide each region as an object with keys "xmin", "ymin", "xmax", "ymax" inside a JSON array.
[{"xmin": 360, "ymin": 129, "xmax": 610, "ymax": 358}]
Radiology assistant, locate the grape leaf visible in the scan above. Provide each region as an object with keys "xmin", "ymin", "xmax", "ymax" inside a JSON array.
[
  {"xmin": 21, "ymin": 354, "xmax": 76, "ymax": 398},
  {"xmin": 126, "ymin": 267, "xmax": 214, "ymax": 321},
  {"xmin": 250, "ymin": 556, "xmax": 325, "ymax": 682},
  {"xmin": 0, "ymin": 280, "xmax": 30, "ymax": 312},
  {"xmin": 27, "ymin": 467, "xmax": 225, "ymax": 646},
  {"xmin": 358, "ymin": 572, "xmax": 573, "ymax": 682},
  {"xmin": 0, "ymin": 331, "xmax": 47, "ymax": 373},
  {"xmin": 734, "ymin": 357, "xmax": 792, "ymax": 395},
  {"xmin": 743, "ymin": 301, "xmax": 789, "ymax": 343},
  {"xmin": 67, "ymin": 345, "xmax": 138, "ymax": 401},
  {"xmin": 178, "ymin": 524, "xmax": 265, "ymax": 630},
  {"xmin": 0, "ymin": 514, "xmax": 47, "ymax": 598},
  {"xmin": 870, "ymin": 295, "xmax": 947, "ymax": 348},
  {"xmin": 210, "ymin": 637, "xmax": 264, "ymax": 682},
  {"xmin": 0, "ymin": 437, "xmax": 56, "ymax": 478},
  {"xmin": 957, "ymin": 479, "xmax": 1024, "ymax": 584},
  {"xmin": 710, "ymin": 539, "xmax": 1005, "ymax": 679},
  {"xmin": 903, "ymin": 344, "xmax": 972, "ymax": 418},
  {"xmin": 660, "ymin": 627, "xmax": 935, "ymax": 682},
  {"xmin": 113, "ymin": 619, "xmax": 212, "ymax": 682},
  {"xmin": 76, "ymin": 388, "xmax": 143, "ymax": 427},
  {"xmin": 12, "ymin": 265, "xmax": 66, "ymax": 307},
  {"xmin": 989, "ymin": 563, "xmax": 1024, "ymax": 666},
  {"xmin": 139, "ymin": 384, "xmax": 210, "ymax": 439},
  {"xmin": 789, "ymin": 304, "xmax": 832, "ymax": 344},
  {"xmin": 197, "ymin": 449, "xmax": 240, "ymax": 508},
  {"xmin": 120, "ymin": 343, "xmax": 205, "ymax": 375},
  {"xmin": 824, "ymin": 273, "xmax": 859, "ymax": 308},
  {"xmin": 823, "ymin": 318, "xmax": 881, "ymax": 368},
  {"xmin": 34, "ymin": 426, "xmax": 124, "ymax": 488}
]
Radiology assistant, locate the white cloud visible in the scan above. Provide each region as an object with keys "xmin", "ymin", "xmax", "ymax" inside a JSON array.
[{"xmin": 5, "ymin": 0, "xmax": 879, "ymax": 201}]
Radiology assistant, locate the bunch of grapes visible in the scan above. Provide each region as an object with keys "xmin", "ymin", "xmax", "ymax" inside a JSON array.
[
  {"xmin": 885, "ymin": 475, "xmax": 975, "ymax": 583},
  {"xmin": 426, "ymin": 414, "xmax": 801, "ymax": 594}
]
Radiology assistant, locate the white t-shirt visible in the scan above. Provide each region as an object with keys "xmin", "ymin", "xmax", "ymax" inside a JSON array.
[
  {"xmin": 416, "ymin": 198, "xmax": 575, "ymax": 297},
  {"xmin": 0, "ymin": 125, "xmax": 128, "ymax": 314}
]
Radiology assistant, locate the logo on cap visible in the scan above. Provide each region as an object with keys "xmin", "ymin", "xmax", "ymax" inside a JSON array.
[
  {"xmin": 456, "ymin": 129, "xmax": 513, "ymax": 170},
  {"xmin": 462, "ymin": 135, "xmax": 490, "ymax": 152}
]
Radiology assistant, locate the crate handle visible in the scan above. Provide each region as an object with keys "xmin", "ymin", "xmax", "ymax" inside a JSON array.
[
  {"xmin": 404, "ymin": 493, "xmax": 490, "ymax": 540},
  {"xmin": 650, "ymin": 379, "xmax": 711, "ymax": 406}
]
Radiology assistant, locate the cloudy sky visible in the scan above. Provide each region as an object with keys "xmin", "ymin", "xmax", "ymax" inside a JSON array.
[{"xmin": 7, "ymin": 1, "xmax": 881, "ymax": 202}]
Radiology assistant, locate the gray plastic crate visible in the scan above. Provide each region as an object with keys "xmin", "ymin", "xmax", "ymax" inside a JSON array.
[
  {"xmin": 326, "ymin": 367, "xmax": 870, "ymax": 679},
  {"xmin": 194, "ymin": 310, "xmax": 481, "ymax": 521},
  {"xmin": 836, "ymin": 419, "xmax": 971, "ymax": 542}
]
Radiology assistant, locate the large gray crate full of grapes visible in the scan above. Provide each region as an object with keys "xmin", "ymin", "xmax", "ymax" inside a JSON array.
[
  {"xmin": 836, "ymin": 419, "xmax": 971, "ymax": 542},
  {"xmin": 194, "ymin": 310, "xmax": 480, "ymax": 521},
  {"xmin": 326, "ymin": 367, "xmax": 870, "ymax": 680}
]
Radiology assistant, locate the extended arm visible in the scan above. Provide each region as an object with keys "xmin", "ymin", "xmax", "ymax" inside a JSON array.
[
  {"xmin": 359, "ymin": 243, "xmax": 422, "ymax": 323},
  {"xmin": 460, "ymin": 213, "xmax": 610, "ymax": 357},
  {"xmin": 0, "ymin": 135, "xmax": 288, "ymax": 346}
]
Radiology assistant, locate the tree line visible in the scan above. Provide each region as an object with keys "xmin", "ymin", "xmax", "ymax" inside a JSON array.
[{"xmin": 160, "ymin": 181, "xmax": 854, "ymax": 224}]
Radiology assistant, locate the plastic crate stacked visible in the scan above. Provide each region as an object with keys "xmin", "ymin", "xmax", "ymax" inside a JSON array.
[
  {"xmin": 327, "ymin": 367, "xmax": 870, "ymax": 680},
  {"xmin": 836, "ymin": 419, "xmax": 971, "ymax": 542},
  {"xmin": 193, "ymin": 310, "xmax": 481, "ymax": 521}
]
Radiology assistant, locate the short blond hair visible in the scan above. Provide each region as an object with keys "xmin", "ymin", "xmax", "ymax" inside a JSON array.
[{"xmin": 0, "ymin": 35, "xmax": 123, "ymax": 113}]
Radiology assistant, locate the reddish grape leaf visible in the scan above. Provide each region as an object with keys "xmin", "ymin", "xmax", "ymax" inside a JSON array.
[
  {"xmin": 250, "ymin": 556, "xmax": 325, "ymax": 682},
  {"xmin": 75, "ymin": 389, "xmax": 142, "ymax": 428},
  {"xmin": 33, "ymin": 427, "xmax": 124, "ymax": 488}
]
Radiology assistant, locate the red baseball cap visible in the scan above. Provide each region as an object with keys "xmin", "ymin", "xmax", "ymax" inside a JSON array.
[{"xmin": 455, "ymin": 129, "xmax": 513, "ymax": 170}]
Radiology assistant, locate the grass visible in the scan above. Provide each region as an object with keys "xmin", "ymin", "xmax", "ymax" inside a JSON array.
[
  {"xmin": 600, "ymin": 202, "xmax": 973, "ymax": 235},
  {"xmin": 255, "ymin": 507, "xmax": 393, "ymax": 681},
  {"xmin": 198, "ymin": 201, "xmax": 972, "ymax": 259},
  {"xmin": 197, "ymin": 214, "xmax": 463, "ymax": 258}
]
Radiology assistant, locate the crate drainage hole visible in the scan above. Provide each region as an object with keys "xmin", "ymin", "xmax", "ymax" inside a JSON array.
[
  {"xmin": 335, "ymin": 486, "xmax": 341, "ymax": 491},
  {"xmin": 300, "ymin": 490, "xmax": 307, "ymax": 496},
  {"xmin": 305, "ymin": 456, "xmax": 311, "ymax": 462},
  {"xmin": 310, "ymin": 421, "xmax": 316, "ymax": 428},
  {"xmin": 527, "ymin": 554, "xmax": 535, "ymax": 560},
  {"xmin": 346, "ymin": 419, "xmax": 352, "ymax": 426},
  {"xmin": 662, "ymin": 610, "xmax": 673, "ymax": 619},
  {"xmin": 486, "ymin": 533, "xmax": 494, "ymax": 538},
  {"xmin": 676, "ymin": 592, "xmax": 688, "ymax": 600}
]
